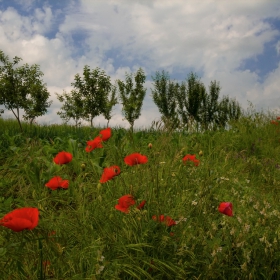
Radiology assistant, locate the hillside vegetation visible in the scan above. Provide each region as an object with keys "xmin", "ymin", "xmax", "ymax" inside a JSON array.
[{"xmin": 0, "ymin": 106, "xmax": 280, "ymax": 279}]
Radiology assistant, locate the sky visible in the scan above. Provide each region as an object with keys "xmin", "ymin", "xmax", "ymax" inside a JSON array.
[{"xmin": 0, "ymin": 0, "xmax": 280, "ymax": 129}]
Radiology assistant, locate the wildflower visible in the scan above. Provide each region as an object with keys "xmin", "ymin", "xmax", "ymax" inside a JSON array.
[
  {"xmin": 271, "ymin": 120, "xmax": 278, "ymax": 125},
  {"xmin": 45, "ymin": 176, "xmax": 69, "ymax": 190},
  {"xmin": 100, "ymin": 166, "xmax": 121, "ymax": 183},
  {"xmin": 137, "ymin": 200, "xmax": 146, "ymax": 210},
  {"xmin": 96, "ymin": 265, "xmax": 105, "ymax": 274},
  {"xmin": 182, "ymin": 154, "xmax": 200, "ymax": 166},
  {"xmin": 218, "ymin": 202, "xmax": 233, "ymax": 216},
  {"xmin": 0, "ymin": 207, "xmax": 39, "ymax": 232},
  {"xmin": 124, "ymin": 153, "xmax": 148, "ymax": 166},
  {"xmin": 152, "ymin": 215, "xmax": 176, "ymax": 227},
  {"xmin": 53, "ymin": 151, "xmax": 72, "ymax": 165},
  {"xmin": 99, "ymin": 127, "xmax": 111, "ymax": 141},
  {"xmin": 115, "ymin": 195, "xmax": 136, "ymax": 213},
  {"xmin": 43, "ymin": 260, "xmax": 50, "ymax": 269},
  {"xmin": 85, "ymin": 136, "xmax": 103, "ymax": 152}
]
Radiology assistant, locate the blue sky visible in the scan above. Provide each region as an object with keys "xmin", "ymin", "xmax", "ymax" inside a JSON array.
[{"xmin": 0, "ymin": 0, "xmax": 280, "ymax": 128}]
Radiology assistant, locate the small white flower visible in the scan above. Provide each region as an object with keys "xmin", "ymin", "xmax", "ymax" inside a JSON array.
[
  {"xmin": 96, "ymin": 265, "xmax": 105, "ymax": 274},
  {"xmin": 244, "ymin": 224, "xmax": 250, "ymax": 232},
  {"xmin": 192, "ymin": 200, "xmax": 198, "ymax": 205},
  {"xmin": 220, "ymin": 177, "xmax": 229, "ymax": 181}
]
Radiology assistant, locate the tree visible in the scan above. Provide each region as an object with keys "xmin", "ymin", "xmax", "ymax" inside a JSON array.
[
  {"xmin": 102, "ymin": 83, "xmax": 118, "ymax": 127},
  {"xmin": 199, "ymin": 80, "xmax": 221, "ymax": 131},
  {"xmin": 151, "ymin": 70, "xmax": 180, "ymax": 129},
  {"xmin": 0, "ymin": 50, "xmax": 51, "ymax": 131},
  {"xmin": 56, "ymin": 89, "xmax": 84, "ymax": 127},
  {"xmin": 72, "ymin": 66, "xmax": 112, "ymax": 127},
  {"xmin": 117, "ymin": 68, "xmax": 146, "ymax": 132},
  {"xmin": 176, "ymin": 72, "xmax": 205, "ymax": 131}
]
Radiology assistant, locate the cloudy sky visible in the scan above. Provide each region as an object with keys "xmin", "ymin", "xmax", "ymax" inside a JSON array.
[{"xmin": 0, "ymin": 0, "xmax": 280, "ymax": 129}]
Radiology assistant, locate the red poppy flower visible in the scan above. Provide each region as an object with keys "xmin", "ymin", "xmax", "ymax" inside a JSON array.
[
  {"xmin": 271, "ymin": 120, "xmax": 278, "ymax": 125},
  {"xmin": 85, "ymin": 136, "xmax": 103, "ymax": 152},
  {"xmin": 43, "ymin": 260, "xmax": 51, "ymax": 269},
  {"xmin": 0, "ymin": 207, "xmax": 39, "ymax": 232},
  {"xmin": 152, "ymin": 215, "xmax": 176, "ymax": 227},
  {"xmin": 45, "ymin": 176, "xmax": 69, "ymax": 190},
  {"xmin": 124, "ymin": 153, "xmax": 148, "ymax": 166},
  {"xmin": 53, "ymin": 151, "xmax": 72, "ymax": 165},
  {"xmin": 99, "ymin": 127, "xmax": 111, "ymax": 141},
  {"xmin": 218, "ymin": 202, "xmax": 233, "ymax": 216},
  {"xmin": 115, "ymin": 194, "xmax": 136, "ymax": 213},
  {"xmin": 277, "ymin": 117, "xmax": 280, "ymax": 120},
  {"xmin": 100, "ymin": 165, "xmax": 121, "ymax": 183},
  {"xmin": 182, "ymin": 154, "xmax": 200, "ymax": 166},
  {"xmin": 137, "ymin": 200, "xmax": 146, "ymax": 210}
]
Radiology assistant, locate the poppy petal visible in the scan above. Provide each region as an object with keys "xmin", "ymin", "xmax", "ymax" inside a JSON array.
[
  {"xmin": 124, "ymin": 153, "xmax": 148, "ymax": 166},
  {"xmin": 99, "ymin": 128, "xmax": 111, "ymax": 141},
  {"xmin": 100, "ymin": 166, "xmax": 121, "ymax": 183},
  {"xmin": 218, "ymin": 202, "xmax": 233, "ymax": 216},
  {"xmin": 0, "ymin": 207, "xmax": 39, "ymax": 232},
  {"xmin": 53, "ymin": 151, "xmax": 72, "ymax": 165}
]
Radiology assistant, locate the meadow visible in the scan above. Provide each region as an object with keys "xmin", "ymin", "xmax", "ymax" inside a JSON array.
[{"xmin": 0, "ymin": 107, "xmax": 280, "ymax": 279}]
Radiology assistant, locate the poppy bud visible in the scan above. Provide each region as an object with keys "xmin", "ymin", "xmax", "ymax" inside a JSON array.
[
  {"xmin": 148, "ymin": 143, "xmax": 152, "ymax": 149},
  {"xmin": 199, "ymin": 150, "xmax": 203, "ymax": 156},
  {"xmin": 81, "ymin": 163, "xmax": 86, "ymax": 170}
]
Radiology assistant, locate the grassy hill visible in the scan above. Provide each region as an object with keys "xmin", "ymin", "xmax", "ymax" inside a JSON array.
[{"xmin": 0, "ymin": 108, "xmax": 280, "ymax": 279}]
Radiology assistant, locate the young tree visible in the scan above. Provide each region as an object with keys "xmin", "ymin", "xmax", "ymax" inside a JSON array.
[
  {"xmin": 199, "ymin": 80, "xmax": 221, "ymax": 131},
  {"xmin": 0, "ymin": 50, "xmax": 51, "ymax": 131},
  {"xmin": 151, "ymin": 70, "xmax": 180, "ymax": 129},
  {"xmin": 72, "ymin": 66, "xmax": 112, "ymax": 127},
  {"xmin": 213, "ymin": 95, "xmax": 242, "ymax": 131},
  {"xmin": 117, "ymin": 68, "xmax": 146, "ymax": 132},
  {"xmin": 176, "ymin": 72, "xmax": 205, "ymax": 131},
  {"xmin": 102, "ymin": 84, "xmax": 118, "ymax": 127},
  {"xmin": 56, "ymin": 89, "xmax": 84, "ymax": 127}
]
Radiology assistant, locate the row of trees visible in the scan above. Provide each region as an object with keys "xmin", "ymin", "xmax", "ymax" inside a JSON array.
[
  {"xmin": 0, "ymin": 50, "xmax": 241, "ymax": 132},
  {"xmin": 56, "ymin": 66, "xmax": 146, "ymax": 132},
  {"xmin": 152, "ymin": 71, "xmax": 241, "ymax": 131}
]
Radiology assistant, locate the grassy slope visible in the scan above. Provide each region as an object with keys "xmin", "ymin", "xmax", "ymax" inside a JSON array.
[{"xmin": 0, "ymin": 112, "xmax": 280, "ymax": 279}]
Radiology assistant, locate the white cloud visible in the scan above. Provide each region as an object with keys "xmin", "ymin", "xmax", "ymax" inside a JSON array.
[{"xmin": 1, "ymin": 0, "xmax": 280, "ymax": 128}]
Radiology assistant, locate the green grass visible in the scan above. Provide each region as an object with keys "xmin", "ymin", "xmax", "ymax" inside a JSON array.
[{"xmin": 0, "ymin": 108, "xmax": 280, "ymax": 279}]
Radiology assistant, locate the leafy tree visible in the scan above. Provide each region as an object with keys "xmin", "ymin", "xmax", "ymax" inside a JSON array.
[
  {"xmin": 151, "ymin": 70, "xmax": 180, "ymax": 129},
  {"xmin": 212, "ymin": 95, "xmax": 242, "ymax": 131},
  {"xmin": 117, "ymin": 68, "xmax": 146, "ymax": 131},
  {"xmin": 176, "ymin": 72, "xmax": 205, "ymax": 131},
  {"xmin": 72, "ymin": 66, "xmax": 112, "ymax": 127},
  {"xmin": 0, "ymin": 50, "xmax": 51, "ymax": 131},
  {"xmin": 56, "ymin": 89, "xmax": 84, "ymax": 127},
  {"xmin": 199, "ymin": 80, "xmax": 221, "ymax": 130},
  {"xmin": 102, "ymin": 83, "xmax": 118, "ymax": 127}
]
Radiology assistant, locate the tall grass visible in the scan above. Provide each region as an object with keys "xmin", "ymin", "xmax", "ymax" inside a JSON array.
[{"xmin": 0, "ymin": 106, "xmax": 280, "ymax": 279}]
